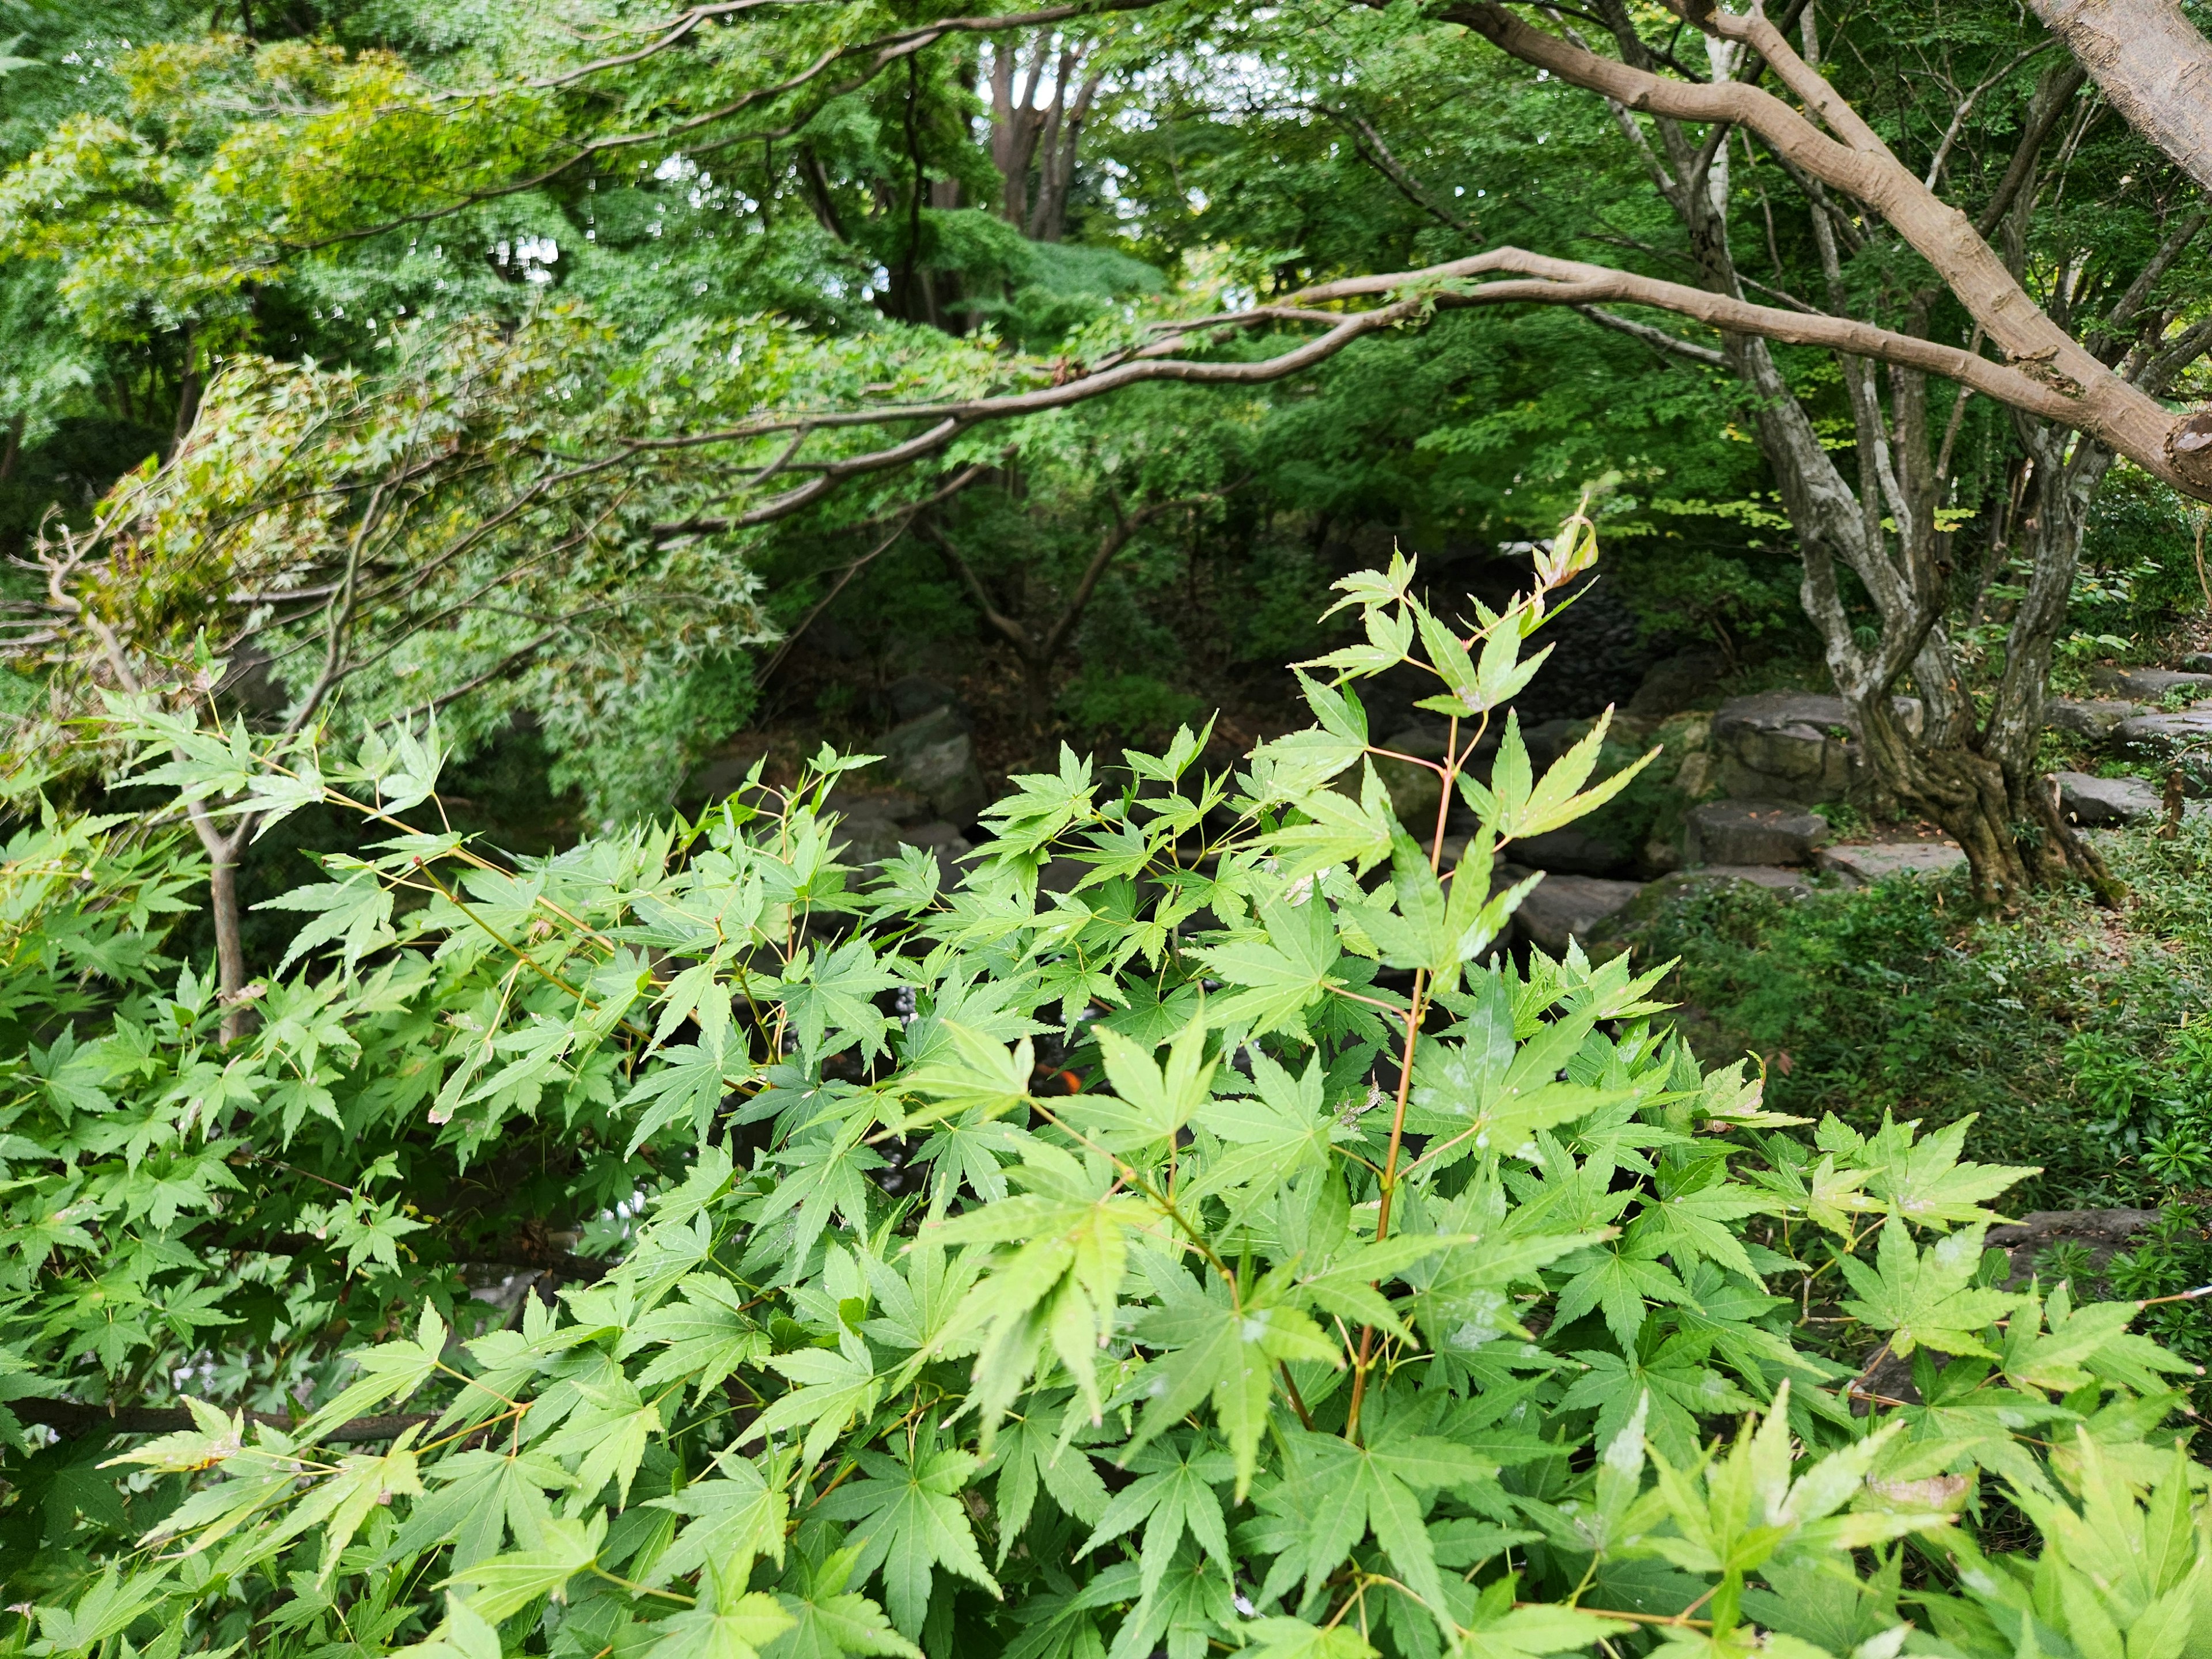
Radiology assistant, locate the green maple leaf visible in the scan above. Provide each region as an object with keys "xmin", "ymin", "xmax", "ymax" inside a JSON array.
[
  {"xmin": 1181, "ymin": 1049, "xmax": 1349, "ymax": 1219},
  {"xmin": 744, "ymin": 1331, "xmax": 882, "ymax": 1471},
  {"xmin": 256, "ymin": 859, "xmax": 395, "ymax": 977},
  {"xmin": 1069, "ymin": 1016, "xmax": 1214, "ymax": 1152},
  {"xmin": 1193, "ymin": 894, "xmax": 1348, "ymax": 1041},
  {"xmin": 765, "ymin": 1546, "xmax": 922, "ymax": 1659},
  {"xmin": 1838, "ymin": 1219, "xmax": 2021, "ymax": 1359},
  {"xmin": 648, "ymin": 1450, "xmax": 790, "ymax": 1586},
  {"xmin": 1550, "ymin": 1243, "xmax": 1691, "ymax": 1350},
  {"xmin": 816, "ymin": 1423, "xmax": 1002, "ymax": 1638},
  {"xmin": 385, "ymin": 1448, "xmax": 572, "ymax": 1573},
  {"xmin": 987, "ymin": 1396, "xmax": 1109, "ymax": 1563},
  {"xmin": 927, "ymin": 1142, "xmax": 1152, "ymax": 1429},
  {"xmin": 767, "ymin": 937, "xmax": 902, "ymax": 1065},
  {"xmin": 441, "ymin": 1512, "xmax": 605, "ymax": 1622},
  {"xmin": 1076, "ymin": 1430, "xmax": 1236, "ymax": 1600},
  {"xmin": 1240, "ymin": 1616, "xmax": 1377, "ymax": 1659},
  {"xmin": 619, "ymin": 1275, "xmax": 770, "ymax": 1405},
  {"xmin": 643, "ymin": 1563, "xmax": 796, "ymax": 1659},
  {"xmin": 1128, "ymin": 1267, "xmax": 1338, "ymax": 1497},
  {"xmin": 1455, "ymin": 1578, "xmax": 1632, "ymax": 1659},
  {"xmin": 1268, "ymin": 1397, "xmax": 1499, "ymax": 1631},
  {"xmin": 1560, "ymin": 1339, "xmax": 1753, "ymax": 1465},
  {"xmin": 1827, "ymin": 1114, "xmax": 2037, "ymax": 1226}
]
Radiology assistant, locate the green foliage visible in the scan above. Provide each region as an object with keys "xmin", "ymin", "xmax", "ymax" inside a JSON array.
[{"xmin": 4, "ymin": 547, "xmax": 2209, "ymax": 1658}]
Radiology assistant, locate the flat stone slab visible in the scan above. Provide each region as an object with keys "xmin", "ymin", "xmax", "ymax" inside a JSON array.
[
  {"xmin": 2112, "ymin": 709, "xmax": 2212, "ymax": 777},
  {"xmin": 1514, "ymin": 873, "xmax": 1645, "ymax": 954},
  {"xmin": 1819, "ymin": 839, "xmax": 1968, "ymax": 884},
  {"xmin": 2054, "ymin": 770, "xmax": 2161, "ymax": 827},
  {"xmin": 1685, "ymin": 800, "xmax": 1828, "ymax": 866},
  {"xmin": 1986, "ymin": 1208, "xmax": 2160, "ymax": 1291},
  {"xmin": 2046, "ymin": 698, "xmax": 2139, "ymax": 740},
  {"xmin": 2088, "ymin": 665, "xmax": 2212, "ymax": 700}
]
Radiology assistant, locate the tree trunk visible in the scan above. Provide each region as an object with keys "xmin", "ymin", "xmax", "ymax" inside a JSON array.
[
  {"xmin": 207, "ymin": 837, "xmax": 252, "ymax": 1042},
  {"xmin": 2023, "ymin": 0, "xmax": 2212, "ymax": 198},
  {"xmin": 172, "ymin": 323, "xmax": 202, "ymax": 452},
  {"xmin": 1020, "ymin": 652, "xmax": 1056, "ymax": 753}
]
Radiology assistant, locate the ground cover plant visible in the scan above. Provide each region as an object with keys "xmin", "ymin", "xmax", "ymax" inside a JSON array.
[{"xmin": 5, "ymin": 539, "xmax": 2212, "ymax": 1659}]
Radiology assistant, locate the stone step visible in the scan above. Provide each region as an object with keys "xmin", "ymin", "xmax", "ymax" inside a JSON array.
[
  {"xmin": 2088, "ymin": 664, "xmax": 2212, "ymax": 701},
  {"xmin": 2054, "ymin": 770, "xmax": 2162, "ymax": 827},
  {"xmin": 2111, "ymin": 708, "xmax": 2212, "ymax": 782},
  {"xmin": 1511, "ymin": 872, "xmax": 1645, "ymax": 955},
  {"xmin": 1685, "ymin": 800, "xmax": 1827, "ymax": 866},
  {"xmin": 1817, "ymin": 838, "xmax": 1967, "ymax": 884},
  {"xmin": 2046, "ymin": 697, "xmax": 2141, "ymax": 739},
  {"xmin": 1710, "ymin": 691, "xmax": 1921, "ymax": 806}
]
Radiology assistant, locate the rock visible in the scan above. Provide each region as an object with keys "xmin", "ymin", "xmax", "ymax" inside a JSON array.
[
  {"xmin": 2181, "ymin": 653, "xmax": 2212, "ymax": 675},
  {"xmin": 886, "ymin": 675, "xmax": 959, "ymax": 723},
  {"xmin": 1627, "ymin": 649, "xmax": 1729, "ymax": 719},
  {"xmin": 881, "ymin": 706, "xmax": 987, "ymax": 823},
  {"xmin": 2045, "ymin": 698, "xmax": 2139, "ymax": 740},
  {"xmin": 1514, "ymin": 824, "xmax": 1632, "ymax": 875},
  {"xmin": 1684, "ymin": 800, "xmax": 1828, "ymax": 866},
  {"xmin": 1666, "ymin": 863, "xmax": 1815, "ymax": 899},
  {"xmin": 1513, "ymin": 873, "xmax": 1646, "ymax": 955},
  {"xmin": 2112, "ymin": 709, "xmax": 2212, "ymax": 782},
  {"xmin": 831, "ymin": 816, "xmax": 906, "ymax": 868},
  {"xmin": 2053, "ymin": 770, "xmax": 2161, "ymax": 827},
  {"xmin": 825, "ymin": 781, "xmax": 928, "ymax": 824},
  {"xmin": 1672, "ymin": 751, "xmax": 1718, "ymax": 800},
  {"xmin": 1711, "ymin": 691, "xmax": 1921, "ymax": 805},
  {"xmin": 1372, "ymin": 726, "xmax": 1448, "ymax": 829},
  {"xmin": 1985, "ymin": 1209, "xmax": 2161, "ymax": 1291},
  {"xmin": 1585, "ymin": 864, "xmax": 1811, "ymax": 954},
  {"xmin": 690, "ymin": 736, "xmax": 773, "ymax": 801},
  {"xmin": 1819, "ymin": 839, "xmax": 1968, "ymax": 884},
  {"xmin": 2087, "ymin": 665, "xmax": 2212, "ymax": 702}
]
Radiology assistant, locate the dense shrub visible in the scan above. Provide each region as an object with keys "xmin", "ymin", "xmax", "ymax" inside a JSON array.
[{"xmin": 3, "ymin": 548, "xmax": 2210, "ymax": 1659}]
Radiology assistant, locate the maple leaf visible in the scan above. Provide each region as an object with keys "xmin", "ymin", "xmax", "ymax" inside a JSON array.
[
  {"xmin": 1076, "ymin": 1430, "xmax": 1236, "ymax": 1600},
  {"xmin": 1127, "ymin": 1266, "xmax": 1338, "ymax": 1497},
  {"xmin": 1263, "ymin": 1397, "xmax": 1499, "ymax": 1634},
  {"xmin": 1838, "ymin": 1219, "xmax": 2022, "ymax": 1360},
  {"xmin": 766, "ymin": 1546, "xmax": 922, "ymax": 1659},
  {"xmin": 816, "ymin": 1423, "xmax": 1002, "ymax": 1638},
  {"xmin": 1192, "ymin": 894, "xmax": 1348, "ymax": 1041},
  {"xmin": 744, "ymin": 1331, "xmax": 883, "ymax": 1470},
  {"xmin": 649, "ymin": 1450, "xmax": 791, "ymax": 1586}
]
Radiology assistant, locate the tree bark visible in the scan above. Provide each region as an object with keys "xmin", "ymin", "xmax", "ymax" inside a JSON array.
[{"xmin": 2022, "ymin": 0, "xmax": 2212, "ymax": 196}]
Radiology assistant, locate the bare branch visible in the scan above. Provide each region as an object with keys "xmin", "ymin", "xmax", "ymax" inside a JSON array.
[{"xmin": 1571, "ymin": 304, "xmax": 1728, "ymax": 364}]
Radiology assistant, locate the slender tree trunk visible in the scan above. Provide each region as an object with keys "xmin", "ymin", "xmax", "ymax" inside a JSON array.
[
  {"xmin": 172, "ymin": 324, "xmax": 202, "ymax": 452},
  {"xmin": 189, "ymin": 809, "xmax": 255, "ymax": 1041},
  {"xmin": 1020, "ymin": 652, "xmax": 1055, "ymax": 751}
]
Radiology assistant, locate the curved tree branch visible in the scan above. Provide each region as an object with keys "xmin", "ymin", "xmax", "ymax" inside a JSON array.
[
  {"xmin": 639, "ymin": 246, "xmax": 2212, "ymax": 514},
  {"xmin": 1437, "ymin": 2, "xmax": 2212, "ymax": 494}
]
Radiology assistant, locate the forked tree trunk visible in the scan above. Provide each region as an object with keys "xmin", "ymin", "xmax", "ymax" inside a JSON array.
[{"xmin": 1846, "ymin": 434, "xmax": 2123, "ymax": 908}]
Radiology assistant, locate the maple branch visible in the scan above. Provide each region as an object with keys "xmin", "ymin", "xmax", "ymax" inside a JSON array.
[{"xmin": 1438, "ymin": 2, "xmax": 2212, "ymax": 495}]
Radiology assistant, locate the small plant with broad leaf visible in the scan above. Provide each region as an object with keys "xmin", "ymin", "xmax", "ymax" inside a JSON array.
[{"xmin": 3, "ymin": 518, "xmax": 2210, "ymax": 1659}]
